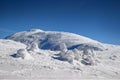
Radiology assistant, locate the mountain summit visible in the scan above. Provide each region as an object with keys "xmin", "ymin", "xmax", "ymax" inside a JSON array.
[
  {"xmin": 0, "ymin": 29, "xmax": 120, "ymax": 79},
  {"xmin": 6, "ymin": 29, "xmax": 105, "ymax": 51}
]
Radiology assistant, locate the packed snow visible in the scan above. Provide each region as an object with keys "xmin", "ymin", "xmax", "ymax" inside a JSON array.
[{"xmin": 0, "ymin": 29, "xmax": 120, "ymax": 79}]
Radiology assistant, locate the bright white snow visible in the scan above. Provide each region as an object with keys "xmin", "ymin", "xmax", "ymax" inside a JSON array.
[{"xmin": 0, "ymin": 29, "xmax": 120, "ymax": 79}]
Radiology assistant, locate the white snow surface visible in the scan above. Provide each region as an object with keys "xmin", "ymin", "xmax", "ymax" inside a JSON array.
[
  {"xmin": 0, "ymin": 29, "xmax": 120, "ymax": 79},
  {"xmin": 6, "ymin": 29, "xmax": 105, "ymax": 51}
]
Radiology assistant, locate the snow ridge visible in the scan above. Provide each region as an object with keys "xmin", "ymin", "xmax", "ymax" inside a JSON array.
[{"xmin": 6, "ymin": 29, "xmax": 105, "ymax": 51}]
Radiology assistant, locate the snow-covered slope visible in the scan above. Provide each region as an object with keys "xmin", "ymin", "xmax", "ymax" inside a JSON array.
[
  {"xmin": 0, "ymin": 39, "xmax": 26, "ymax": 56},
  {"xmin": 0, "ymin": 38, "xmax": 120, "ymax": 79},
  {"xmin": 0, "ymin": 29, "xmax": 120, "ymax": 79},
  {"xmin": 6, "ymin": 29, "xmax": 105, "ymax": 51}
]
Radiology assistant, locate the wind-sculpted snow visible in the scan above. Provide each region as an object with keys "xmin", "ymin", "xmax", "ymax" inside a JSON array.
[
  {"xmin": 0, "ymin": 29, "xmax": 120, "ymax": 79},
  {"xmin": 0, "ymin": 39, "xmax": 26, "ymax": 56},
  {"xmin": 6, "ymin": 29, "xmax": 105, "ymax": 51},
  {"xmin": 15, "ymin": 49, "xmax": 34, "ymax": 60},
  {"xmin": 57, "ymin": 44, "xmax": 96, "ymax": 65}
]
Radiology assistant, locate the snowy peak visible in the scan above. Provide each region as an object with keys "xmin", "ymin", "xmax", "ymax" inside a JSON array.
[
  {"xmin": 6, "ymin": 29, "xmax": 105, "ymax": 51},
  {"xmin": 28, "ymin": 29, "xmax": 44, "ymax": 32},
  {"xmin": 1, "ymin": 29, "xmax": 120, "ymax": 79}
]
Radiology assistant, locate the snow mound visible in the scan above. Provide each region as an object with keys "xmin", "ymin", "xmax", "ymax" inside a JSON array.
[
  {"xmin": 16, "ymin": 49, "xmax": 34, "ymax": 60},
  {"xmin": 6, "ymin": 29, "xmax": 105, "ymax": 51},
  {"xmin": 27, "ymin": 42, "xmax": 40, "ymax": 52},
  {"xmin": 59, "ymin": 48, "xmax": 96, "ymax": 65},
  {"xmin": 56, "ymin": 43, "xmax": 96, "ymax": 65},
  {"xmin": 0, "ymin": 39, "xmax": 26, "ymax": 55}
]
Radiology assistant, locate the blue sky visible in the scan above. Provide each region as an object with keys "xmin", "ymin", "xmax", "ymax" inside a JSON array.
[{"xmin": 0, "ymin": 0, "xmax": 120, "ymax": 45}]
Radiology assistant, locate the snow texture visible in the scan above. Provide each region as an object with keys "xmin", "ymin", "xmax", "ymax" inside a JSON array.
[
  {"xmin": 16, "ymin": 49, "xmax": 34, "ymax": 60},
  {"xmin": 0, "ymin": 29, "xmax": 120, "ymax": 79},
  {"xmin": 6, "ymin": 29, "xmax": 105, "ymax": 51}
]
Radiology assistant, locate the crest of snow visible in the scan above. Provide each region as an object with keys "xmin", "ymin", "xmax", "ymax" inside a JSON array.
[
  {"xmin": 28, "ymin": 29, "xmax": 44, "ymax": 32},
  {"xmin": 6, "ymin": 29, "xmax": 105, "ymax": 51}
]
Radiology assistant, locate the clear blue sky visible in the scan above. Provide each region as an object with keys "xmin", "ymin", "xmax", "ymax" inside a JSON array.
[{"xmin": 0, "ymin": 0, "xmax": 120, "ymax": 45}]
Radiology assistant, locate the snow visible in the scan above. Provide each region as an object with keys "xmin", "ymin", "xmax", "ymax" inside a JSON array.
[
  {"xmin": 27, "ymin": 42, "xmax": 40, "ymax": 52},
  {"xmin": 6, "ymin": 29, "xmax": 105, "ymax": 51},
  {"xmin": 0, "ymin": 39, "xmax": 26, "ymax": 56},
  {"xmin": 0, "ymin": 29, "xmax": 120, "ymax": 79},
  {"xmin": 16, "ymin": 49, "xmax": 34, "ymax": 60}
]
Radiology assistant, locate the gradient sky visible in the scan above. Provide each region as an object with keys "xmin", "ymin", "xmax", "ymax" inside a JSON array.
[{"xmin": 0, "ymin": 0, "xmax": 120, "ymax": 45}]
